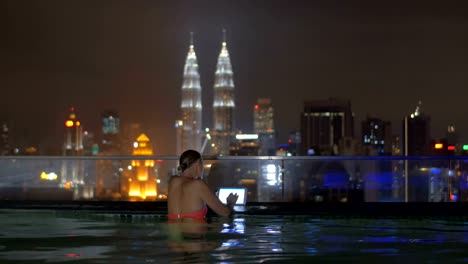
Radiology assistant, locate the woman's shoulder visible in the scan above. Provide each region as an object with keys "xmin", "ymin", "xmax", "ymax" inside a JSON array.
[
  {"xmin": 168, "ymin": 175, "xmax": 183, "ymax": 185},
  {"xmin": 186, "ymin": 180, "xmax": 210, "ymax": 193}
]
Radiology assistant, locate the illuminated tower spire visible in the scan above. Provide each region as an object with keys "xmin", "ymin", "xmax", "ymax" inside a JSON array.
[
  {"xmin": 64, "ymin": 106, "xmax": 83, "ymax": 155},
  {"xmin": 212, "ymin": 29, "xmax": 235, "ymax": 155},
  {"xmin": 180, "ymin": 32, "xmax": 202, "ymax": 152},
  {"xmin": 61, "ymin": 106, "xmax": 85, "ymax": 192}
]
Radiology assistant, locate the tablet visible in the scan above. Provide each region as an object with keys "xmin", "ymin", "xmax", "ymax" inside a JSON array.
[{"xmin": 217, "ymin": 188, "xmax": 247, "ymax": 205}]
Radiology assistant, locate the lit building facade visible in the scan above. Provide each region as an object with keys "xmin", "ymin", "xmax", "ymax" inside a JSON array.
[
  {"xmin": 229, "ymin": 134, "xmax": 260, "ymax": 156},
  {"xmin": 254, "ymin": 98, "xmax": 276, "ymax": 156},
  {"xmin": 300, "ymin": 98, "xmax": 354, "ymax": 155},
  {"xmin": 361, "ymin": 117, "xmax": 392, "ymax": 155},
  {"xmin": 179, "ymin": 32, "xmax": 202, "ymax": 153},
  {"xmin": 102, "ymin": 111, "xmax": 120, "ymax": 135},
  {"xmin": 100, "ymin": 111, "xmax": 121, "ymax": 154},
  {"xmin": 126, "ymin": 133, "xmax": 158, "ymax": 200},
  {"xmin": 212, "ymin": 30, "xmax": 236, "ymax": 156}
]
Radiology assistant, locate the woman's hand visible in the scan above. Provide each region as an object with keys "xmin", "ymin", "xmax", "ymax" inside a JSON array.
[{"xmin": 226, "ymin": 193, "xmax": 239, "ymax": 206}]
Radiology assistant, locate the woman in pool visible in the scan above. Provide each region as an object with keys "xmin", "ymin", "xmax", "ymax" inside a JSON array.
[{"xmin": 168, "ymin": 149, "xmax": 238, "ymax": 220}]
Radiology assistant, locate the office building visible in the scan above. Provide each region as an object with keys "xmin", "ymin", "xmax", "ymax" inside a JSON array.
[
  {"xmin": 254, "ymin": 98, "xmax": 276, "ymax": 156},
  {"xmin": 300, "ymin": 98, "xmax": 354, "ymax": 155}
]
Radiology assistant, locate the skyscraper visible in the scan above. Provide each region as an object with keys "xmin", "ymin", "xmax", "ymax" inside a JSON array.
[
  {"xmin": 61, "ymin": 107, "xmax": 85, "ymax": 193},
  {"xmin": 102, "ymin": 111, "xmax": 120, "ymax": 135},
  {"xmin": 254, "ymin": 98, "xmax": 276, "ymax": 155},
  {"xmin": 361, "ymin": 117, "xmax": 392, "ymax": 155},
  {"xmin": 100, "ymin": 110, "xmax": 121, "ymax": 154},
  {"xmin": 402, "ymin": 101, "xmax": 431, "ymax": 156},
  {"xmin": 63, "ymin": 107, "xmax": 83, "ymax": 156},
  {"xmin": 179, "ymin": 32, "xmax": 202, "ymax": 153},
  {"xmin": 211, "ymin": 29, "xmax": 236, "ymax": 156},
  {"xmin": 300, "ymin": 98, "xmax": 354, "ymax": 155}
]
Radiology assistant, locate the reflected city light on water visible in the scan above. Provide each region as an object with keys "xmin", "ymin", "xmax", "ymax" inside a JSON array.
[{"xmin": 220, "ymin": 218, "xmax": 245, "ymax": 234}]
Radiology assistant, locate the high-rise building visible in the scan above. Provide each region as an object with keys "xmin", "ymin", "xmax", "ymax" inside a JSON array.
[
  {"xmin": 211, "ymin": 29, "xmax": 236, "ymax": 156},
  {"xmin": 361, "ymin": 117, "xmax": 392, "ymax": 155},
  {"xmin": 179, "ymin": 32, "xmax": 203, "ymax": 153},
  {"xmin": 287, "ymin": 131, "xmax": 301, "ymax": 156},
  {"xmin": 102, "ymin": 111, "xmax": 120, "ymax": 135},
  {"xmin": 174, "ymin": 120, "xmax": 184, "ymax": 156},
  {"xmin": 446, "ymin": 124, "xmax": 458, "ymax": 146},
  {"xmin": 100, "ymin": 111, "xmax": 121, "ymax": 154},
  {"xmin": 229, "ymin": 134, "xmax": 260, "ymax": 156},
  {"xmin": 300, "ymin": 98, "xmax": 354, "ymax": 155},
  {"xmin": 254, "ymin": 98, "xmax": 276, "ymax": 156},
  {"xmin": 1, "ymin": 122, "xmax": 10, "ymax": 155},
  {"xmin": 392, "ymin": 135, "xmax": 401, "ymax": 155},
  {"xmin": 402, "ymin": 101, "xmax": 431, "ymax": 156},
  {"xmin": 82, "ymin": 130, "xmax": 98, "ymax": 156},
  {"xmin": 120, "ymin": 123, "xmax": 142, "ymax": 155},
  {"xmin": 61, "ymin": 107, "xmax": 85, "ymax": 194},
  {"xmin": 63, "ymin": 107, "xmax": 83, "ymax": 156}
]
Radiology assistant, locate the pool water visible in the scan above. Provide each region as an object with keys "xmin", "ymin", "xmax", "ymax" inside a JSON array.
[{"xmin": 0, "ymin": 209, "xmax": 468, "ymax": 263}]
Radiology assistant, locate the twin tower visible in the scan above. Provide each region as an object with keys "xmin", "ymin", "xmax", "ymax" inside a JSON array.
[{"xmin": 177, "ymin": 30, "xmax": 235, "ymax": 156}]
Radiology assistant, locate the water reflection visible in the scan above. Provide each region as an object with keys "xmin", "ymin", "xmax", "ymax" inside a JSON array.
[
  {"xmin": 166, "ymin": 218, "xmax": 222, "ymax": 256},
  {"xmin": 1, "ymin": 211, "xmax": 468, "ymax": 263},
  {"xmin": 0, "ymin": 210, "xmax": 116, "ymax": 262},
  {"xmin": 220, "ymin": 218, "xmax": 245, "ymax": 234}
]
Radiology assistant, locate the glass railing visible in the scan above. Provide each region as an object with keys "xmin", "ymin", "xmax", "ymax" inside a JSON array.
[{"xmin": 0, "ymin": 156, "xmax": 467, "ymax": 202}]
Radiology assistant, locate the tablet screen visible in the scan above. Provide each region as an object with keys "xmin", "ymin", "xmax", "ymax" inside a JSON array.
[{"xmin": 217, "ymin": 188, "xmax": 247, "ymax": 205}]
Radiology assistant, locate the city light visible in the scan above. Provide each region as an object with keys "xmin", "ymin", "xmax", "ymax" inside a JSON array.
[
  {"xmin": 236, "ymin": 134, "xmax": 259, "ymax": 140},
  {"xmin": 40, "ymin": 171, "xmax": 58, "ymax": 181}
]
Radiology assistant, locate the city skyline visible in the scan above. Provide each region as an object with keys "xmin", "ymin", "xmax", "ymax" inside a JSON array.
[{"xmin": 2, "ymin": 0, "xmax": 468, "ymax": 154}]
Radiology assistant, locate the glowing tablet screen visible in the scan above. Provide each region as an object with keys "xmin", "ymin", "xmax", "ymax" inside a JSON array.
[{"xmin": 217, "ymin": 188, "xmax": 247, "ymax": 205}]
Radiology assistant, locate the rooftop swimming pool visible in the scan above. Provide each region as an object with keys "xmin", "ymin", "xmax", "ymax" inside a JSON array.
[{"xmin": 1, "ymin": 209, "xmax": 468, "ymax": 263}]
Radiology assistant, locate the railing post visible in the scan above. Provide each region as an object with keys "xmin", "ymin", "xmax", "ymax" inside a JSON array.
[
  {"xmin": 404, "ymin": 116, "xmax": 408, "ymax": 203},
  {"xmin": 281, "ymin": 158, "xmax": 285, "ymax": 201}
]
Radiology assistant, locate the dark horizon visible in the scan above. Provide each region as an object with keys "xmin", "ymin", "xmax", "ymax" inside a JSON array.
[{"xmin": 2, "ymin": 0, "xmax": 468, "ymax": 154}]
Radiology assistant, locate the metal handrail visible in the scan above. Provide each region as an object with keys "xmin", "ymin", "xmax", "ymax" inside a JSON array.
[{"xmin": 0, "ymin": 155, "xmax": 467, "ymax": 161}]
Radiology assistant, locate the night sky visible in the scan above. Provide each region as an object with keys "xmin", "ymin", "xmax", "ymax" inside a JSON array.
[{"xmin": 2, "ymin": 0, "xmax": 468, "ymax": 155}]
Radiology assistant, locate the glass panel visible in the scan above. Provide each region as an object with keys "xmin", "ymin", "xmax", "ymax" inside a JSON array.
[{"xmin": 0, "ymin": 156, "xmax": 466, "ymax": 203}]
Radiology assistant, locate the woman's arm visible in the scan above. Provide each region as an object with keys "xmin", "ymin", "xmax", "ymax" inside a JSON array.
[{"xmin": 195, "ymin": 180, "xmax": 233, "ymax": 217}]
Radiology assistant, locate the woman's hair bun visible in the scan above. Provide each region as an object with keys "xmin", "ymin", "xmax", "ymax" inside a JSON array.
[{"xmin": 178, "ymin": 149, "xmax": 202, "ymax": 173}]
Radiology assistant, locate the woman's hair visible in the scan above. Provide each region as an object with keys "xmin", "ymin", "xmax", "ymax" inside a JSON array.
[{"xmin": 178, "ymin": 149, "xmax": 202, "ymax": 173}]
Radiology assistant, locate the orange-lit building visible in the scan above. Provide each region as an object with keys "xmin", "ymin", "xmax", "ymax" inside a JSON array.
[{"xmin": 124, "ymin": 133, "xmax": 158, "ymax": 200}]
